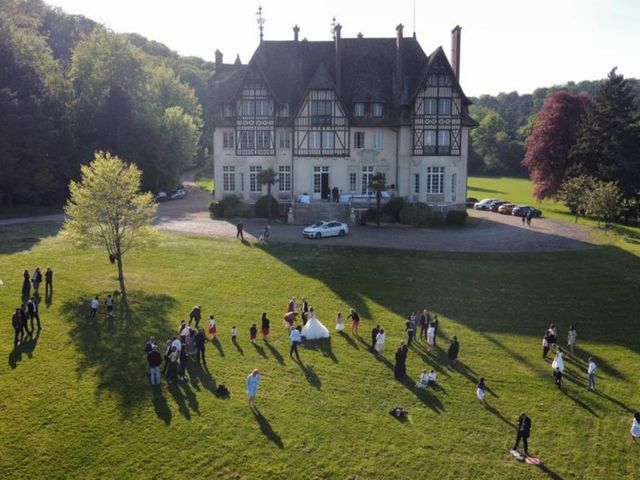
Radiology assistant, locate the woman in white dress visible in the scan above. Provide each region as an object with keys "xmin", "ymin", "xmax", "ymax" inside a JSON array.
[
  {"xmin": 631, "ymin": 413, "xmax": 640, "ymax": 441},
  {"xmin": 567, "ymin": 325, "xmax": 577, "ymax": 354},
  {"xmin": 374, "ymin": 328, "xmax": 386, "ymax": 356},
  {"xmin": 335, "ymin": 312, "xmax": 345, "ymax": 332},
  {"xmin": 426, "ymin": 322, "xmax": 435, "ymax": 349},
  {"xmin": 301, "ymin": 307, "xmax": 330, "ymax": 340},
  {"xmin": 551, "ymin": 346, "xmax": 565, "ymax": 373}
]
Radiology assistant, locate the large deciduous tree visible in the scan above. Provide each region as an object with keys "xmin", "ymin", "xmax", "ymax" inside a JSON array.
[
  {"xmin": 558, "ymin": 175, "xmax": 596, "ymax": 223},
  {"xmin": 62, "ymin": 152, "xmax": 159, "ymax": 299},
  {"xmin": 570, "ymin": 68, "xmax": 640, "ymax": 201},
  {"xmin": 522, "ymin": 91, "xmax": 590, "ymax": 200}
]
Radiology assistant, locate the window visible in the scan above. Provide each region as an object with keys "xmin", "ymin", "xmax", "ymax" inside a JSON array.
[
  {"xmin": 223, "ymin": 131, "xmax": 234, "ymax": 149},
  {"xmin": 249, "ymin": 166, "xmax": 262, "ymax": 193},
  {"xmin": 372, "ymin": 132, "xmax": 383, "ymax": 149},
  {"xmin": 223, "ymin": 166, "xmax": 235, "ymax": 191},
  {"xmin": 223, "ymin": 104, "xmax": 233, "ymax": 118},
  {"xmin": 240, "ymin": 131, "xmax": 255, "ymax": 149},
  {"xmin": 279, "ymin": 104, "xmax": 289, "ymax": 117},
  {"xmin": 423, "ymin": 130, "xmax": 436, "ymax": 154},
  {"xmin": 311, "ymin": 100, "xmax": 332, "ymax": 126},
  {"xmin": 426, "ymin": 166, "xmax": 444, "ymax": 194},
  {"xmin": 437, "ymin": 130, "xmax": 451, "ymax": 154},
  {"xmin": 322, "ymin": 131, "xmax": 334, "ymax": 149},
  {"xmin": 425, "ymin": 98, "xmax": 437, "ymax": 115},
  {"xmin": 361, "ymin": 165, "xmax": 374, "ymax": 194},
  {"xmin": 240, "ymin": 100, "xmax": 254, "ymax": 116},
  {"xmin": 451, "ymin": 172, "xmax": 457, "ymax": 201},
  {"xmin": 256, "ymin": 130, "xmax": 271, "ymax": 149},
  {"xmin": 354, "ymin": 103, "xmax": 365, "ymax": 117},
  {"xmin": 349, "ymin": 172, "xmax": 357, "ymax": 192},
  {"xmin": 279, "ymin": 131, "xmax": 290, "ymax": 149},
  {"xmin": 414, "ymin": 173, "xmax": 420, "ymax": 194},
  {"xmin": 309, "ymin": 131, "xmax": 321, "ymax": 149},
  {"xmin": 439, "ymin": 98, "xmax": 451, "ymax": 115},
  {"xmin": 372, "ymin": 103, "xmax": 384, "ymax": 117},
  {"xmin": 354, "ymin": 132, "xmax": 365, "ymax": 149},
  {"xmin": 255, "ymin": 100, "xmax": 269, "ymax": 116},
  {"xmin": 278, "ymin": 165, "xmax": 291, "ymax": 191}
]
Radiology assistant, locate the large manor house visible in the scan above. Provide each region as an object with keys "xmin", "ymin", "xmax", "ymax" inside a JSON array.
[{"xmin": 211, "ymin": 22, "xmax": 475, "ymax": 211}]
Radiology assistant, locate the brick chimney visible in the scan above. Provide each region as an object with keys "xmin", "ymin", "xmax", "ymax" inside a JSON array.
[
  {"xmin": 293, "ymin": 24, "xmax": 300, "ymax": 41},
  {"xmin": 451, "ymin": 26, "xmax": 461, "ymax": 81},
  {"xmin": 215, "ymin": 49, "xmax": 223, "ymax": 70},
  {"xmin": 396, "ymin": 24, "xmax": 404, "ymax": 99},
  {"xmin": 334, "ymin": 23, "xmax": 342, "ymax": 94}
]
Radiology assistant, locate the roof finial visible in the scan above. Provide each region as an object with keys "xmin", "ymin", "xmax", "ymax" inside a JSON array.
[{"xmin": 256, "ymin": 5, "xmax": 265, "ymax": 43}]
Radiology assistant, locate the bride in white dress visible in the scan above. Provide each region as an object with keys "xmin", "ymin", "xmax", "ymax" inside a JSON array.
[
  {"xmin": 551, "ymin": 346, "xmax": 565, "ymax": 372},
  {"xmin": 301, "ymin": 307, "xmax": 330, "ymax": 340}
]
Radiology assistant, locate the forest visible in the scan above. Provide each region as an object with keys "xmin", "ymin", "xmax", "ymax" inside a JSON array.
[{"xmin": 0, "ymin": 0, "xmax": 213, "ymax": 208}]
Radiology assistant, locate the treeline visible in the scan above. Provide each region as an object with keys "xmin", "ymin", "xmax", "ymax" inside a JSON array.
[
  {"xmin": 0, "ymin": 0, "xmax": 213, "ymax": 208},
  {"xmin": 469, "ymin": 78, "xmax": 640, "ymax": 177}
]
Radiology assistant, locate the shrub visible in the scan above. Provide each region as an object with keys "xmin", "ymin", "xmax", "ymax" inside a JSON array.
[
  {"xmin": 446, "ymin": 210, "xmax": 468, "ymax": 226},
  {"xmin": 399, "ymin": 203, "xmax": 432, "ymax": 225},
  {"xmin": 209, "ymin": 195, "xmax": 250, "ymax": 218},
  {"xmin": 382, "ymin": 197, "xmax": 406, "ymax": 222},
  {"xmin": 254, "ymin": 195, "xmax": 279, "ymax": 218}
]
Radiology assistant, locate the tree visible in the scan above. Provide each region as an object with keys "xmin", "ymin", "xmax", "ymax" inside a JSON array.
[
  {"xmin": 522, "ymin": 91, "xmax": 590, "ymax": 200},
  {"xmin": 570, "ymin": 68, "xmax": 640, "ymax": 201},
  {"xmin": 587, "ymin": 181, "xmax": 623, "ymax": 232},
  {"xmin": 558, "ymin": 175, "xmax": 596, "ymax": 223},
  {"xmin": 257, "ymin": 168, "xmax": 278, "ymax": 224},
  {"xmin": 369, "ymin": 172, "xmax": 387, "ymax": 227},
  {"xmin": 62, "ymin": 152, "xmax": 159, "ymax": 299}
]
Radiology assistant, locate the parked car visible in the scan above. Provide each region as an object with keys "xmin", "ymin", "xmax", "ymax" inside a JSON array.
[
  {"xmin": 303, "ymin": 221, "xmax": 349, "ymax": 239},
  {"xmin": 498, "ymin": 203, "xmax": 516, "ymax": 215},
  {"xmin": 490, "ymin": 201, "xmax": 509, "ymax": 212},
  {"xmin": 466, "ymin": 197, "xmax": 479, "ymax": 209},
  {"xmin": 154, "ymin": 192, "xmax": 169, "ymax": 202},
  {"xmin": 474, "ymin": 198, "xmax": 500, "ymax": 210},
  {"xmin": 170, "ymin": 188, "xmax": 187, "ymax": 200},
  {"xmin": 512, "ymin": 205, "xmax": 543, "ymax": 218}
]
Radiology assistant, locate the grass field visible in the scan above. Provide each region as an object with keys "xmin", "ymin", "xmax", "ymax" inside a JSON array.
[
  {"xmin": 1, "ymin": 218, "xmax": 640, "ymax": 480},
  {"xmin": 468, "ymin": 176, "xmax": 640, "ymax": 256}
]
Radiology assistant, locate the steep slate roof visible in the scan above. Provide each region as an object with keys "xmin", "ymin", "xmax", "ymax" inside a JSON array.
[{"xmin": 211, "ymin": 34, "xmax": 476, "ymax": 127}]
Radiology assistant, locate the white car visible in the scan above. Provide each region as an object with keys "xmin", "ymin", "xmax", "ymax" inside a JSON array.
[
  {"xmin": 474, "ymin": 198, "xmax": 500, "ymax": 210},
  {"xmin": 303, "ymin": 221, "xmax": 349, "ymax": 239}
]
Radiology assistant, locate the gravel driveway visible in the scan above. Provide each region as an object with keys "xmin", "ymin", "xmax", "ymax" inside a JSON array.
[{"xmin": 156, "ymin": 182, "xmax": 597, "ymax": 253}]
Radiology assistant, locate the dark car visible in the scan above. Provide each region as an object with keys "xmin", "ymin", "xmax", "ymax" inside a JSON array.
[
  {"xmin": 512, "ymin": 205, "xmax": 542, "ymax": 218},
  {"xmin": 490, "ymin": 201, "xmax": 509, "ymax": 212},
  {"xmin": 466, "ymin": 197, "xmax": 479, "ymax": 209}
]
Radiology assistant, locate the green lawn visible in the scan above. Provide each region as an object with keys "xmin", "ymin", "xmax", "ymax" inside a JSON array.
[
  {"xmin": 1, "ymin": 221, "xmax": 640, "ymax": 479},
  {"xmin": 468, "ymin": 176, "xmax": 640, "ymax": 256}
]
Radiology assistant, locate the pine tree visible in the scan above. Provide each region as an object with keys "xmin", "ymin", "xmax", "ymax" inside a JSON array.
[{"xmin": 569, "ymin": 68, "xmax": 640, "ymax": 200}]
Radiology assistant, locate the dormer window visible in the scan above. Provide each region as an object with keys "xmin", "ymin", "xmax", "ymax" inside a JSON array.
[
  {"xmin": 354, "ymin": 103, "xmax": 365, "ymax": 117},
  {"xmin": 372, "ymin": 103, "xmax": 384, "ymax": 118},
  {"xmin": 223, "ymin": 104, "xmax": 233, "ymax": 118},
  {"xmin": 279, "ymin": 104, "xmax": 290, "ymax": 117}
]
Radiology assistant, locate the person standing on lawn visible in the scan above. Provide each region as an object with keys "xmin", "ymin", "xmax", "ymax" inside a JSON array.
[
  {"xmin": 348, "ymin": 307, "xmax": 361, "ymax": 335},
  {"xmin": 189, "ymin": 305, "xmax": 202, "ymax": 327},
  {"xmin": 32, "ymin": 267, "xmax": 42, "ymax": 295},
  {"xmin": 419, "ymin": 309, "xmax": 428, "ymax": 341},
  {"xmin": 19, "ymin": 304, "xmax": 29, "ymax": 336},
  {"xmin": 27, "ymin": 296, "xmax": 41, "ymax": 331},
  {"xmin": 195, "ymin": 328, "xmax": 207, "ymax": 368},
  {"xmin": 236, "ymin": 222, "xmax": 244, "ymax": 240},
  {"xmin": 553, "ymin": 367, "xmax": 563, "ymax": 389},
  {"xmin": 21, "ymin": 270, "xmax": 31, "ymax": 300},
  {"xmin": 512, "ymin": 413, "xmax": 532, "ymax": 455},
  {"xmin": 394, "ymin": 342, "xmax": 409, "ymax": 380},
  {"xmin": 405, "ymin": 316, "xmax": 415, "ymax": 346},
  {"xmin": 432, "ymin": 315, "xmax": 440, "ymax": 347},
  {"xmin": 447, "ymin": 336, "xmax": 459, "ymax": 364},
  {"xmin": 105, "ymin": 294, "xmax": 114, "ymax": 319},
  {"xmin": 374, "ymin": 328, "xmax": 386, "ymax": 357},
  {"xmin": 567, "ymin": 325, "xmax": 577, "ymax": 354},
  {"xmin": 45, "ymin": 267, "xmax": 53, "ymax": 295},
  {"xmin": 587, "ymin": 357, "xmax": 597, "ymax": 391},
  {"xmin": 542, "ymin": 335, "xmax": 550, "ymax": 359},
  {"xmin": 246, "ymin": 369, "xmax": 260, "ymax": 408},
  {"xmin": 12, "ymin": 308, "xmax": 24, "ymax": 346},
  {"xmin": 289, "ymin": 326, "xmax": 301, "ymax": 361},
  {"xmin": 631, "ymin": 413, "xmax": 640, "ymax": 441},
  {"xmin": 249, "ymin": 323, "xmax": 258, "ymax": 343},
  {"xmin": 370, "ymin": 325, "xmax": 380, "ymax": 352},
  {"xmin": 261, "ymin": 312, "xmax": 270, "ymax": 341},
  {"xmin": 147, "ymin": 345, "xmax": 162, "ymax": 385}
]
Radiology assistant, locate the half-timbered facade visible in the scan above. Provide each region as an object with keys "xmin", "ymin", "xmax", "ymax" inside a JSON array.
[{"xmin": 211, "ymin": 23, "xmax": 476, "ymax": 208}]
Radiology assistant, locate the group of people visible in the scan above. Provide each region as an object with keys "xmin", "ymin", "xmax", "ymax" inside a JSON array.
[{"xmin": 11, "ymin": 267, "xmax": 51, "ymax": 346}]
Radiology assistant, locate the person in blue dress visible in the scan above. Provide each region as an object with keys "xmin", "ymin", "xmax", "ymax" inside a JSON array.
[{"xmin": 246, "ymin": 369, "xmax": 261, "ymax": 408}]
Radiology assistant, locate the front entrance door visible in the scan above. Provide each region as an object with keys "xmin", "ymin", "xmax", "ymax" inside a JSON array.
[
  {"xmin": 313, "ymin": 166, "xmax": 330, "ymax": 200},
  {"xmin": 321, "ymin": 172, "xmax": 330, "ymax": 200}
]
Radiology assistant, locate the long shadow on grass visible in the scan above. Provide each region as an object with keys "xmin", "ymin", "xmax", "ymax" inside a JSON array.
[
  {"xmin": 264, "ymin": 341, "xmax": 285, "ymax": 365},
  {"xmin": 252, "ymin": 407, "xmax": 284, "ymax": 448},
  {"xmin": 8, "ymin": 330, "xmax": 40, "ymax": 369},
  {"xmin": 0, "ymin": 221, "xmax": 62, "ymax": 255},
  {"xmin": 296, "ymin": 360, "xmax": 321, "ymax": 389},
  {"xmin": 302, "ymin": 338, "xmax": 338, "ymax": 363},
  {"xmin": 60, "ymin": 292, "xmax": 176, "ymax": 416}
]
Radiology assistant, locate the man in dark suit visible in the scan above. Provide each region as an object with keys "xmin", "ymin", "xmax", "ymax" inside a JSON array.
[
  {"xmin": 194, "ymin": 328, "xmax": 207, "ymax": 368},
  {"xmin": 447, "ymin": 336, "xmax": 459, "ymax": 364},
  {"xmin": 371, "ymin": 325, "xmax": 381, "ymax": 352},
  {"xmin": 12, "ymin": 308, "xmax": 24, "ymax": 346},
  {"xmin": 27, "ymin": 296, "xmax": 41, "ymax": 331},
  {"xmin": 512, "ymin": 413, "xmax": 532, "ymax": 455},
  {"xmin": 189, "ymin": 305, "xmax": 202, "ymax": 327}
]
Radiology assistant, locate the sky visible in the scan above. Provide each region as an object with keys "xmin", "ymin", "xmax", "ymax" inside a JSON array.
[{"xmin": 47, "ymin": 0, "xmax": 640, "ymax": 97}]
